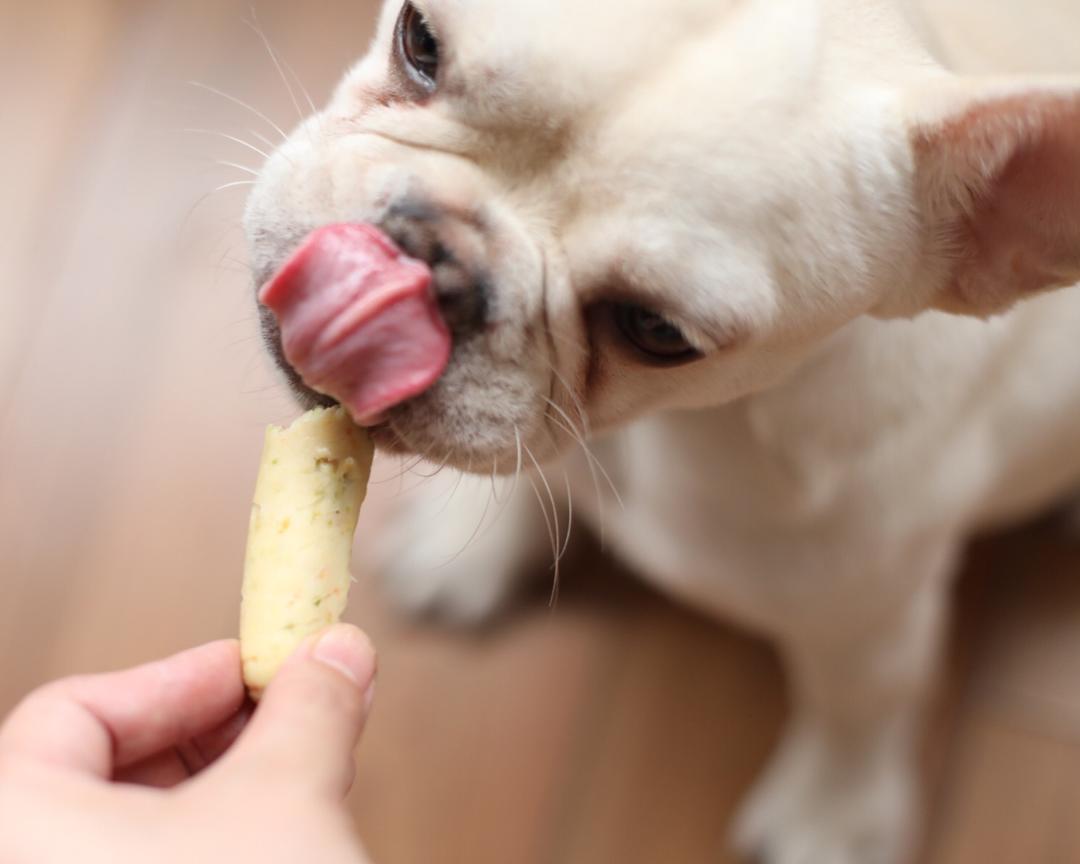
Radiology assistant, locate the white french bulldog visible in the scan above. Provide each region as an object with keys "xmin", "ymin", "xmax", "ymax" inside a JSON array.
[{"xmin": 244, "ymin": 0, "xmax": 1080, "ymax": 860}]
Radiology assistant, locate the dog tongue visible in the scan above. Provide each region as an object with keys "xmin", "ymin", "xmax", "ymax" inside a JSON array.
[{"xmin": 259, "ymin": 224, "xmax": 451, "ymax": 426}]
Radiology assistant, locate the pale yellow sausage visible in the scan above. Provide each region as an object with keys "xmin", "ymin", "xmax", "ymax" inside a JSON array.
[{"xmin": 240, "ymin": 406, "xmax": 374, "ymax": 698}]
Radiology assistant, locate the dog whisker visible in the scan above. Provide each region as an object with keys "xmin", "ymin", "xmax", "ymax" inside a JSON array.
[
  {"xmin": 524, "ymin": 471, "xmax": 557, "ymax": 596},
  {"xmin": 224, "ymin": 332, "xmax": 260, "ymax": 350},
  {"xmin": 489, "ymin": 458, "xmax": 501, "ymax": 506},
  {"xmin": 371, "ymin": 455, "xmax": 416, "ymax": 481},
  {"xmin": 240, "ymin": 381, "xmax": 290, "ymax": 396},
  {"xmin": 548, "ymin": 364, "xmax": 592, "ymax": 435},
  {"xmin": 244, "ymin": 11, "xmax": 307, "ymax": 127},
  {"xmin": 429, "ymin": 459, "xmax": 470, "ymax": 521},
  {"xmin": 275, "ymin": 39, "xmax": 320, "ymax": 117},
  {"xmin": 370, "ymin": 454, "xmax": 424, "ymax": 485},
  {"xmin": 412, "ymin": 452, "xmax": 452, "ymax": 479},
  {"xmin": 214, "ymin": 180, "xmax": 257, "ymax": 192},
  {"xmin": 436, "ymin": 473, "xmax": 498, "ymax": 571},
  {"xmin": 560, "ymin": 469, "xmax": 573, "ymax": 561},
  {"xmin": 247, "ymin": 128, "xmax": 279, "ymax": 153},
  {"xmin": 372, "ymin": 454, "xmax": 428, "ymax": 494},
  {"xmin": 511, "ymin": 426, "xmax": 524, "ymax": 507},
  {"xmin": 543, "ymin": 398, "xmax": 604, "ymax": 492},
  {"xmin": 184, "ymin": 128, "xmax": 272, "ymax": 161},
  {"xmin": 216, "ymin": 160, "xmax": 261, "ymax": 178},
  {"xmin": 397, "ymin": 449, "xmax": 452, "ymax": 497},
  {"xmin": 182, "ymin": 180, "xmax": 257, "ymax": 231},
  {"xmin": 462, "ymin": 426, "xmax": 525, "ymax": 549},
  {"xmin": 386, "ymin": 437, "xmax": 446, "ymax": 497},
  {"xmin": 552, "ymin": 414, "xmax": 624, "ymax": 514},
  {"xmin": 537, "ymin": 415, "xmax": 579, "ymax": 565},
  {"xmin": 543, "ymin": 405, "xmax": 624, "ymax": 514},
  {"xmin": 523, "ymin": 442, "xmax": 562, "ymax": 608},
  {"xmin": 188, "ymin": 80, "xmax": 289, "ymax": 142},
  {"xmin": 543, "ymin": 407, "xmax": 603, "ymax": 539},
  {"xmin": 211, "ymin": 240, "xmax": 242, "ymax": 279}
]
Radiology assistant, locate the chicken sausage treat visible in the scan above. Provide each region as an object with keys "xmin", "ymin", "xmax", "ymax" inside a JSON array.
[
  {"xmin": 240, "ymin": 406, "xmax": 374, "ymax": 698},
  {"xmin": 242, "ymin": 223, "xmax": 451, "ymax": 697}
]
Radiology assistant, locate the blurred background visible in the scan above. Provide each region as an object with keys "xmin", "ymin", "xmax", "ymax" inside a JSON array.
[{"xmin": 3, "ymin": 1, "xmax": 1080, "ymax": 861}]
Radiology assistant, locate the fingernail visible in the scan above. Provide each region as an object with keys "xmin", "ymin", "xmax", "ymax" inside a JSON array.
[
  {"xmin": 312, "ymin": 624, "xmax": 376, "ymax": 688},
  {"xmin": 363, "ymin": 680, "xmax": 377, "ymax": 714}
]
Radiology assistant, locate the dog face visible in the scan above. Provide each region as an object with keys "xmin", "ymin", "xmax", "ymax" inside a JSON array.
[{"xmin": 245, "ymin": 0, "xmax": 1080, "ymax": 470}]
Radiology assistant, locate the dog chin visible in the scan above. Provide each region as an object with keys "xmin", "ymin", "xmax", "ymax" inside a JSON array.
[{"xmin": 373, "ymin": 379, "xmax": 552, "ymax": 476}]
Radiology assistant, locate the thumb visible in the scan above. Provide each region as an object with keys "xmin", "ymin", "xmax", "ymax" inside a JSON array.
[{"xmin": 222, "ymin": 624, "xmax": 377, "ymax": 798}]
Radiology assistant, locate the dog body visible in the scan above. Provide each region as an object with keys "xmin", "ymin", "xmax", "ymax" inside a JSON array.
[
  {"xmin": 245, "ymin": 0, "xmax": 1080, "ymax": 859},
  {"xmin": 595, "ymin": 291, "xmax": 1080, "ymax": 861}
]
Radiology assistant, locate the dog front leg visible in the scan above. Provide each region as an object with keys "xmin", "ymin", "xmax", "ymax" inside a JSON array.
[{"xmin": 733, "ymin": 559, "xmax": 951, "ymax": 864}]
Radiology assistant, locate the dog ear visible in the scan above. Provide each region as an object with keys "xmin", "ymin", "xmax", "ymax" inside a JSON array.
[{"xmin": 908, "ymin": 79, "xmax": 1080, "ymax": 316}]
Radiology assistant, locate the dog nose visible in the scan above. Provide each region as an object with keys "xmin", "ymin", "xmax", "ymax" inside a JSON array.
[{"xmin": 379, "ymin": 206, "xmax": 488, "ymax": 340}]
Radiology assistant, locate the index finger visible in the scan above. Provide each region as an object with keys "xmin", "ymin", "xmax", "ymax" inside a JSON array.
[{"xmin": 0, "ymin": 641, "xmax": 245, "ymax": 779}]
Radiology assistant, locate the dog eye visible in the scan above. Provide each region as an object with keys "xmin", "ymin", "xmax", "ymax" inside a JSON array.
[
  {"xmin": 398, "ymin": 2, "xmax": 439, "ymax": 88},
  {"xmin": 614, "ymin": 304, "xmax": 701, "ymax": 364}
]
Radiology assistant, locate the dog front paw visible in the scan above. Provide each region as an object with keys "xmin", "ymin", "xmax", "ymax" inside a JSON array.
[
  {"xmin": 732, "ymin": 720, "xmax": 917, "ymax": 864},
  {"xmin": 373, "ymin": 469, "xmax": 542, "ymax": 625}
]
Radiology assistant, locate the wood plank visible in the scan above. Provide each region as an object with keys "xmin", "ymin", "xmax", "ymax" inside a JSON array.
[
  {"xmin": 347, "ymin": 585, "xmax": 628, "ymax": 864},
  {"xmin": 557, "ymin": 601, "xmax": 784, "ymax": 864},
  {"xmin": 960, "ymin": 534, "xmax": 1080, "ymax": 744},
  {"xmin": 927, "ymin": 719, "xmax": 1080, "ymax": 864}
]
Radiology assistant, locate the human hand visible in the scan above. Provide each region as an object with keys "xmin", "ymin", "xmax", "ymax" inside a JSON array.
[{"xmin": 0, "ymin": 624, "xmax": 377, "ymax": 864}]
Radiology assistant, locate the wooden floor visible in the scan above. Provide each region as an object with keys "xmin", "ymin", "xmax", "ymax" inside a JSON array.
[{"xmin": 2, "ymin": 2, "xmax": 1080, "ymax": 862}]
